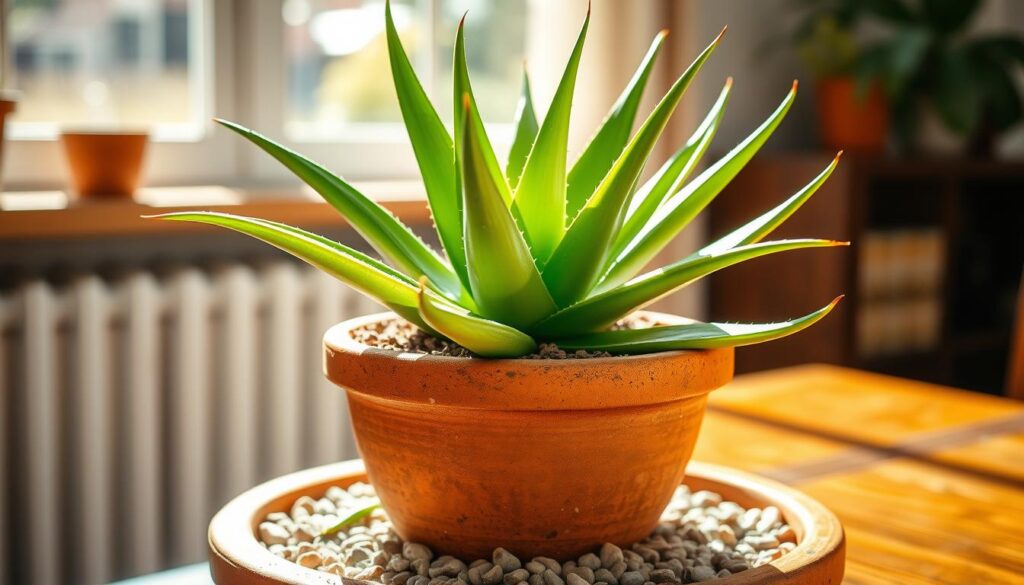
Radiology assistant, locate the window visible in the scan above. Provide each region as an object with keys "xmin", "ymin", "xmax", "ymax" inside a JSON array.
[
  {"xmin": 8, "ymin": 0, "xmax": 208, "ymax": 141},
  {"xmin": 0, "ymin": 0, "xmax": 530, "ymax": 187},
  {"xmin": 282, "ymin": 0, "xmax": 526, "ymax": 141}
]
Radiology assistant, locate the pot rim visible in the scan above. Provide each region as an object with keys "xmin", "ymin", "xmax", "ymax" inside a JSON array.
[{"xmin": 323, "ymin": 311, "xmax": 734, "ymax": 410}]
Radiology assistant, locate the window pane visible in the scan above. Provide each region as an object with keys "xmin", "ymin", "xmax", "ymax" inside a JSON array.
[
  {"xmin": 8, "ymin": 0, "xmax": 203, "ymax": 139},
  {"xmin": 283, "ymin": 0, "xmax": 526, "ymax": 139},
  {"xmin": 433, "ymin": 0, "xmax": 526, "ymax": 126}
]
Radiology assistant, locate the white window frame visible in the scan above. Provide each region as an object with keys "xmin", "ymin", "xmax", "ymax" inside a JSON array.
[
  {"xmin": 0, "ymin": 0, "xmax": 552, "ymax": 190},
  {"xmin": 2, "ymin": 0, "xmax": 245, "ymax": 190}
]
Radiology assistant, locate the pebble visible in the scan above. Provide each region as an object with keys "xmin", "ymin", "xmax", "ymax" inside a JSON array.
[{"xmin": 256, "ymin": 483, "xmax": 791, "ymax": 583}]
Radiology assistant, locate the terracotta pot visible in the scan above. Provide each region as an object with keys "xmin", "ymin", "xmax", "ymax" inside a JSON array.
[
  {"xmin": 323, "ymin": 311, "xmax": 735, "ymax": 560},
  {"xmin": 815, "ymin": 77, "xmax": 888, "ymax": 152},
  {"xmin": 60, "ymin": 130, "xmax": 148, "ymax": 199},
  {"xmin": 0, "ymin": 97, "xmax": 15, "ymax": 191},
  {"xmin": 208, "ymin": 459, "xmax": 846, "ymax": 584}
]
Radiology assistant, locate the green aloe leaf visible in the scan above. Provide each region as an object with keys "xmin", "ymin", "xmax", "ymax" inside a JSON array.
[
  {"xmin": 533, "ymin": 238, "xmax": 845, "ymax": 336},
  {"xmin": 555, "ymin": 297, "xmax": 842, "ymax": 353},
  {"xmin": 541, "ymin": 31, "xmax": 724, "ymax": 307},
  {"xmin": 417, "ymin": 279, "xmax": 537, "ymax": 358},
  {"xmin": 599, "ymin": 82, "xmax": 799, "ymax": 291},
  {"xmin": 620, "ymin": 78, "xmax": 732, "ymax": 247},
  {"xmin": 460, "ymin": 99, "xmax": 557, "ymax": 329},
  {"xmin": 454, "ymin": 17, "xmax": 512, "ymax": 207},
  {"xmin": 512, "ymin": 7, "xmax": 591, "ymax": 262},
  {"xmin": 216, "ymin": 119, "xmax": 472, "ymax": 309},
  {"xmin": 697, "ymin": 152, "xmax": 843, "ymax": 256},
  {"xmin": 565, "ymin": 30, "xmax": 669, "ymax": 220},
  {"xmin": 321, "ymin": 501, "xmax": 381, "ymax": 537},
  {"xmin": 506, "ymin": 70, "xmax": 539, "ymax": 190},
  {"xmin": 148, "ymin": 212, "xmax": 432, "ymax": 328},
  {"xmin": 385, "ymin": 0, "xmax": 469, "ymax": 292}
]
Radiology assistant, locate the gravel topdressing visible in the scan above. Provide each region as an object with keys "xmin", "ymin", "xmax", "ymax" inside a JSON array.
[
  {"xmin": 257, "ymin": 482, "xmax": 796, "ymax": 584},
  {"xmin": 351, "ymin": 315, "xmax": 664, "ymax": 359}
]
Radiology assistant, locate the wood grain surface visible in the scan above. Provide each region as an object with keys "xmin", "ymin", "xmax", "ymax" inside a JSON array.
[{"xmin": 696, "ymin": 364, "xmax": 1024, "ymax": 584}]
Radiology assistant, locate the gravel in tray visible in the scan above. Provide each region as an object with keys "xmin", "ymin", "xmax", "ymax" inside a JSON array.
[{"xmin": 257, "ymin": 482, "xmax": 796, "ymax": 584}]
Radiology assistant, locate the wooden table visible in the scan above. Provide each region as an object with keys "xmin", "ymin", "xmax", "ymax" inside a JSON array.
[
  {"xmin": 119, "ymin": 364, "xmax": 1024, "ymax": 585},
  {"xmin": 695, "ymin": 364, "xmax": 1024, "ymax": 584}
]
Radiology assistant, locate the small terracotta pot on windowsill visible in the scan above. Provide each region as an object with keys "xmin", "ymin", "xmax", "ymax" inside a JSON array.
[
  {"xmin": 0, "ymin": 93, "xmax": 18, "ymax": 192},
  {"xmin": 60, "ymin": 130, "xmax": 149, "ymax": 200},
  {"xmin": 815, "ymin": 77, "xmax": 889, "ymax": 152}
]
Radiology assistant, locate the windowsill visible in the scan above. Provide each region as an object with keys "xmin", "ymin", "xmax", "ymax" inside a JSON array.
[{"xmin": 0, "ymin": 182, "xmax": 431, "ymax": 240}]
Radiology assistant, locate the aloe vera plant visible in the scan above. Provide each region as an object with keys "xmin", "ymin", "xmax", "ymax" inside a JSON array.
[{"xmin": 153, "ymin": 3, "xmax": 847, "ymax": 358}]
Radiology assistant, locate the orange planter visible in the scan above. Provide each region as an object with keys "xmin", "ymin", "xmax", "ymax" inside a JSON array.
[
  {"xmin": 60, "ymin": 131, "xmax": 148, "ymax": 199},
  {"xmin": 815, "ymin": 77, "xmax": 889, "ymax": 152},
  {"xmin": 323, "ymin": 311, "xmax": 734, "ymax": 560}
]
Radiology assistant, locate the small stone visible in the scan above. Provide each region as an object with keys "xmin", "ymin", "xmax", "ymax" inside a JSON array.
[
  {"xmin": 689, "ymin": 566, "xmax": 716, "ymax": 582},
  {"xmin": 756, "ymin": 506, "xmax": 781, "ymax": 533},
  {"xmin": 607, "ymin": 560, "xmax": 626, "ymax": 579},
  {"xmin": 346, "ymin": 546, "xmax": 373, "ymax": 566},
  {"xmin": 567, "ymin": 567, "xmax": 594, "ymax": 584},
  {"xmin": 297, "ymin": 551, "xmax": 322, "ymax": 569},
  {"xmin": 599, "ymin": 544, "xmax": 624, "ymax": 569},
  {"xmin": 409, "ymin": 576, "xmax": 430, "ymax": 585},
  {"xmin": 494, "ymin": 548, "xmax": 522, "ymax": 572},
  {"xmin": 468, "ymin": 566, "xmax": 485, "ymax": 585},
  {"xmin": 690, "ymin": 491, "xmax": 721, "ymax": 508},
  {"xmin": 258, "ymin": 522, "xmax": 290, "ymax": 546},
  {"xmin": 776, "ymin": 525, "xmax": 796, "ymax": 543},
  {"xmin": 504, "ymin": 568, "xmax": 530, "ymax": 585},
  {"xmin": 393, "ymin": 572, "xmax": 414, "ymax": 585},
  {"xmin": 534, "ymin": 558, "xmax": 561, "ymax": 575},
  {"xmin": 405, "ymin": 542, "xmax": 435, "ymax": 562},
  {"xmin": 482, "ymin": 565, "xmax": 504, "ymax": 585},
  {"xmin": 619, "ymin": 571, "xmax": 644, "ymax": 585},
  {"xmin": 716, "ymin": 525, "xmax": 736, "ymax": 547},
  {"xmin": 738, "ymin": 509, "xmax": 761, "ymax": 531},
  {"xmin": 592, "ymin": 568, "xmax": 616, "ymax": 585},
  {"xmin": 566, "ymin": 573, "xmax": 589, "ymax": 585},
  {"xmin": 292, "ymin": 495, "xmax": 317, "ymax": 518},
  {"xmin": 294, "ymin": 524, "xmax": 317, "ymax": 543},
  {"xmin": 390, "ymin": 557, "xmax": 412, "ymax": 572},
  {"xmin": 722, "ymin": 560, "xmax": 748, "ymax": 573},
  {"xmin": 316, "ymin": 497, "xmax": 337, "ymax": 515},
  {"xmin": 542, "ymin": 569, "xmax": 565, "ymax": 585},
  {"xmin": 528, "ymin": 574, "xmax": 544, "ymax": 585},
  {"xmin": 647, "ymin": 569, "xmax": 677, "ymax": 584},
  {"xmin": 526, "ymin": 561, "xmax": 546, "ymax": 575},
  {"xmin": 431, "ymin": 558, "xmax": 468, "ymax": 578},
  {"xmin": 357, "ymin": 566, "xmax": 387, "ymax": 580},
  {"xmin": 578, "ymin": 554, "xmax": 601, "ymax": 570},
  {"xmin": 745, "ymin": 535, "xmax": 779, "ymax": 551},
  {"xmin": 716, "ymin": 569, "xmax": 731, "ymax": 578},
  {"xmin": 412, "ymin": 558, "xmax": 431, "ymax": 576}
]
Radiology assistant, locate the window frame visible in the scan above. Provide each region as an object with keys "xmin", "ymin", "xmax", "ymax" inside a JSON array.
[{"xmin": 0, "ymin": 0, "xmax": 524, "ymax": 190}]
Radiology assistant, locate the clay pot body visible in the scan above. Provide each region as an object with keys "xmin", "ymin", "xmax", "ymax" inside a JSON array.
[
  {"xmin": 60, "ymin": 131, "xmax": 148, "ymax": 199},
  {"xmin": 323, "ymin": 312, "xmax": 734, "ymax": 560},
  {"xmin": 815, "ymin": 77, "xmax": 889, "ymax": 152}
]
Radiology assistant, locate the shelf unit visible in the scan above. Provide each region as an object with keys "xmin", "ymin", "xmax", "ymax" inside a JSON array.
[{"xmin": 708, "ymin": 152, "xmax": 1024, "ymax": 395}]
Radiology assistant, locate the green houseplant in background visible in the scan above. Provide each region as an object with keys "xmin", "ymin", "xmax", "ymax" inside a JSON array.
[
  {"xmin": 789, "ymin": 0, "xmax": 1024, "ymax": 155},
  {"xmin": 152, "ymin": 2, "xmax": 847, "ymax": 558}
]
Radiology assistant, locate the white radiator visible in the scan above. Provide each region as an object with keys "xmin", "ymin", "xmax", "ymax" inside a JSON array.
[{"xmin": 0, "ymin": 262, "xmax": 374, "ymax": 585}]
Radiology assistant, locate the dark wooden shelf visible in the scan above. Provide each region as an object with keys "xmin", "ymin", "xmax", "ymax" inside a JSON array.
[{"xmin": 709, "ymin": 152, "xmax": 1024, "ymax": 395}]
